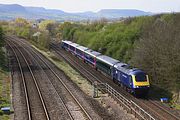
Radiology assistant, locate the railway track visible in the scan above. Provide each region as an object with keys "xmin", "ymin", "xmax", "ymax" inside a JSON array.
[
  {"xmin": 7, "ymin": 40, "xmax": 50, "ymax": 120},
  {"xmin": 7, "ymin": 36, "xmax": 93, "ymax": 120},
  {"xmin": 50, "ymin": 42, "xmax": 180, "ymax": 120},
  {"xmin": 148, "ymin": 100, "xmax": 180, "ymax": 120}
]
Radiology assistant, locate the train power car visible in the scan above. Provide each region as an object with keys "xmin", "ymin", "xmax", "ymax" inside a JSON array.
[{"xmin": 113, "ymin": 63, "xmax": 150, "ymax": 96}]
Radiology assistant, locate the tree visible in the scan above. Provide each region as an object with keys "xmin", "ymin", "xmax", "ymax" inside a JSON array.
[
  {"xmin": 39, "ymin": 30, "xmax": 50, "ymax": 49},
  {"xmin": 13, "ymin": 18, "xmax": 31, "ymax": 39},
  {"xmin": 15, "ymin": 18, "xmax": 30, "ymax": 27},
  {"xmin": 0, "ymin": 26, "xmax": 5, "ymax": 47},
  {"xmin": 131, "ymin": 14, "xmax": 180, "ymax": 103},
  {"xmin": 58, "ymin": 22, "xmax": 77, "ymax": 40},
  {"xmin": 0, "ymin": 26, "xmax": 6, "ymax": 69},
  {"xmin": 39, "ymin": 20, "xmax": 56, "ymax": 36}
]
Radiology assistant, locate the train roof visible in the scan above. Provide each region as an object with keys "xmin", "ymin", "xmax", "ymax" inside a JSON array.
[
  {"xmin": 62, "ymin": 40, "xmax": 72, "ymax": 44},
  {"xmin": 114, "ymin": 63, "xmax": 144, "ymax": 74},
  {"xmin": 76, "ymin": 45, "xmax": 89, "ymax": 51},
  {"xmin": 96, "ymin": 55, "xmax": 119, "ymax": 66},
  {"xmin": 114, "ymin": 62, "xmax": 128, "ymax": 69},
  {"xmin": 84, "ymin": 49, "xmax": 101, "ymax": 57},
  {"xmin": 114, "ymin": 63, "xmax": 131, "ymax": 74},
  {"xmin": 69, "ymin": 42, "xmax": 79, "ymax": 47}
]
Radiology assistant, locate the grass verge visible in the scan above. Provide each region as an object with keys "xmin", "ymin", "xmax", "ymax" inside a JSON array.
[
  {"xmin": 0, "ymin": 70, "xmax": 10, "ymax": 120},
  {"xmin": 31, "ymin": 45, "xmax": 94, "ymax": 96}
]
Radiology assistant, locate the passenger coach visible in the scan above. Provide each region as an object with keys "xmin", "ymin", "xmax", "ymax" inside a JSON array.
[
  {"xmin": 96, "ymin": 55, "xmax": 119, "ymax": 76},
  {"xmin": 84, "ymin": 49, "xmax": 101, "ymax": 67}
]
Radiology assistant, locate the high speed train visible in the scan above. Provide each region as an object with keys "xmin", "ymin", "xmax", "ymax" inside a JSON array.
[{"xmin": 61, "ymin": 40, "xmax": 150, "ymax": 96}]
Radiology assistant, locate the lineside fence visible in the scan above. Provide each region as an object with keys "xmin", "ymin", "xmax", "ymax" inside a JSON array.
[{"xmin": 93, "ymin": 82, "xmax": 155, "ymax": 120}]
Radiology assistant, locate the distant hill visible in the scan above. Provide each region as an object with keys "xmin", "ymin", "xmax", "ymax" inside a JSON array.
[
  {"xmin": 0, "ymin": 4, "xmax": 153, "ymax": 21},
  {"xmin": 0, "ymin": 4, "xmax": 26, "ymax": 13},
  {"xmin": 97, "ymin": 9, "xmax": 152, "ymax": 18}
]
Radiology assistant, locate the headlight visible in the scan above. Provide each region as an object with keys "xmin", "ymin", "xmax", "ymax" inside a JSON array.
[{"xmin": 135, "ymin": 86, "xmax": 139, "ymax": 88}]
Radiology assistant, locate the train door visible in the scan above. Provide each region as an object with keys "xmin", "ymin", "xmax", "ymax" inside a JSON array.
[{"xmin": 129, "ymin": 76, "xmax": 133, "ymax": 88}]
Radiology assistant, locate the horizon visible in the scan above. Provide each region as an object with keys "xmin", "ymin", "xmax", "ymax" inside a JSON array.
[{"xmin": 0, "ymin": 0, "xmax": 180, "ymax": 13}]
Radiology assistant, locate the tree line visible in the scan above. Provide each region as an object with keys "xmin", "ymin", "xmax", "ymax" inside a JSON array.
[{"xmin": 1, "ymin": 18, "xmax": 60, "ymax": 50}]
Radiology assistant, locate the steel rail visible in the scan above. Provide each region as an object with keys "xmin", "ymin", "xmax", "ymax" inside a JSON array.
[
  {"xmin": 16, "ymin": 40, "xmax": 74, "ymax": 120},
  {"xmin": 9, "ymin": 37, "xmax": 92, "ymax": 120},
  {"xmin": 7, "ymin": 40, "xmax": 50, "ymax": 120},
  {"xmin": 6, "ymin": 42, "xmax": 32, "ymax": 120}
]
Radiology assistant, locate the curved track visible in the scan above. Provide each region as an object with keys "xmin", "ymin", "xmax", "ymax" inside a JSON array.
[
  {"xmin": 50, "ymin": 42, "xmax": 180, "ymax": 120},
  {"xmin": 7, "ymin": 40, "xmax": 50, "ymax": 120},
  {"xmin": 7, "ymin": 36, "xmax": 93, "ymax": 120}
]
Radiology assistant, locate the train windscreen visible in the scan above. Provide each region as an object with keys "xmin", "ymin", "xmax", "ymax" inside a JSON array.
[{"xmin": 135, "ymin": 73, "xmax": 147, "ymax": 82}]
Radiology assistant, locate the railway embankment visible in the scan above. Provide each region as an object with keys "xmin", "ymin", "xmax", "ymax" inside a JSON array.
[
  {"xmin": 0, "ymin": 26, "xmax": 11, "ymax": 120},
  {"xmin": 31, "ymin": 43, "xmax": 136, "ymax": 120},
  {"xmin": 0, "ymin": 69, "xmax": 11, "ymax": 120}
]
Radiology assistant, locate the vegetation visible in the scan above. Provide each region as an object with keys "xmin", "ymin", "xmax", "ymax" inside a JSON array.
[
  {"xmin": 0, "ymin": 26, "xmax": 6, "ymax": 70},
  {"xmin": 0, "ymin": 14, "xmax": 179, "ymax": 107},
  {"xmin": 2, "ymin": 18, "xmax": 60, "ymax": 50},
  {"xmin": 59, "ymin": 14, "xmax": 180, "ymax": 106},
  {"xmin": 60, "ymin": 17, "xmax": 154, "ymax": 62},
  {"xmin": 0, "ymin": 26, "xmax": 10, "ymax": 119},
  {"xmin": 131, "ymin": 14, "xmax": 180, "ymax": 102}
]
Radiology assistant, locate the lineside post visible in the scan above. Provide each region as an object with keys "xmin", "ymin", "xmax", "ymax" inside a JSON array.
[{"xmin": 93, "ymin": 81, "xmax": 98, "ymax": 98}]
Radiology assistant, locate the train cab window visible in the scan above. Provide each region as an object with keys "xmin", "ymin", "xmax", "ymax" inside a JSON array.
[{"xmin": 135, "ymin": 73, "xmax": 147, "ymax": 82}]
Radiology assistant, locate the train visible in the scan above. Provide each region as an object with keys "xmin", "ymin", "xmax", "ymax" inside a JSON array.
[{"xmin": 61, "ymin": 40, "xmax": 150, "ymax": 96}]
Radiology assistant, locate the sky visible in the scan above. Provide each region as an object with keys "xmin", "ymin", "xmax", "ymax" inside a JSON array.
[{"xmin": 0, "ymin": 0, "xmax": 180, "ymax": 13}]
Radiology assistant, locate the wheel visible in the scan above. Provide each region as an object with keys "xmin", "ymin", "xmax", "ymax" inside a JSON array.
[{"xmin": 113, "ymin": 78, "xmax": 116, "ymax": 83}]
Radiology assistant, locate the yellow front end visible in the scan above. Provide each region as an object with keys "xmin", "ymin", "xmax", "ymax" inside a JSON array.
[
  {"xmin": 131, "ymin": 75, "xmax": 150, "ymax": 96},
  {"xmin": 132, "ymin": 75, "xmax": 150, "ymax": 87}
]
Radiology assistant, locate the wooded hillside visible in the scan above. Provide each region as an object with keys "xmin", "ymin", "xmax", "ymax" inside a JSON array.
[{"xmin": 60, "ymin": 14, "xmax": 180, "ymax": 105}]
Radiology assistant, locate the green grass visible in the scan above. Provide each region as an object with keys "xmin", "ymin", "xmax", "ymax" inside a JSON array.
[
  {"xmin": 148, "ymin": 84, "xmax": 172, "ymax": 99},
  {"xmin": 0, "ymin": 114, "xmax": 9, "ymax": 120},
  {"xmin": 174, "ymin": 104, "xmax": 180, "ymax": 109},
  {"xmin": 31, "ymin": 45, "xmax": 93, "ymax": 96},
  {"xmin": 32, "ymin": 45, "xmax": 104, "ymax": 98},
  {"xmin": 149, "ymin": 84, "xmax": 180, "ymax": 110},
  {"xmin": 0, "ymin": 70, "xmax": 10, "ymax": 119}
]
